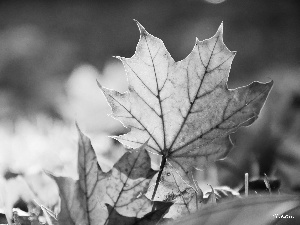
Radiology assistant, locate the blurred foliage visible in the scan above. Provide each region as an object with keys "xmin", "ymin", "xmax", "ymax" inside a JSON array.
[{"xmin": 0, "ymin": 0, "xmax": 299, "ymax": 119}]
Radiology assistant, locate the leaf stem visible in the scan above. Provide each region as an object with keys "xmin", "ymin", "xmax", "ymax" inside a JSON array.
[
  {"xmin": 264, "ymin": 173, "xmax": 271, "ymax": 194},
  {"xmin": 151, "ymin": 156, "xmax": 167, "ymax": 201},
  {"xmin": 245, "ymin": 173, "xmax": 249, "ymax": 197}
]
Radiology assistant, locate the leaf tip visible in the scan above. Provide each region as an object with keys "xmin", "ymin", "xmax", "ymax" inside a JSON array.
[
  {"xmin": 97, "ymin": 80, "xmax": 109, "ymax": 95},
  {"xmin": 144, "ymin": 137, "xmax": 150, "ymax": 145},
  {"xmin": 96, "ymin": 79, "xmax": 103, "ymax": 89},
  {"xmin": 75, "ymin": 121, "xmax": 82, "ymax": 133},
  {"xmin": 134, "ymin": 19, "xmax": 148, "ymax": 37},
  {"xmin": 267, "ymin": 79, "xmax": 274, "ymax": 87},
  {"xmin": 75, "ymin": 122, "xmax": 87, "ymax": 143},
  {"xmin": 258, "ymin": 79, "xmax": 274, "ymax": 95},
  {"xmin": 216, "ymin": 22, "xmax": 224, "ymax": 38},
  {"xmin": 263, "ymin": 80, "xmax": 274, "ymax": 95},
  {"xmin": 43, "ymin": 169, "xmax": 54, "ymax": 178},
  {"xmin": 114, "ymin": 55, "xmax": 125, "ymax": 62},
  {"xmin": 219, "ymin": 21, "xmax": 224, "ymax": 31},
  {"xmin": 44, "ymin": 170, "xmax": 60, "ymax": 184}
]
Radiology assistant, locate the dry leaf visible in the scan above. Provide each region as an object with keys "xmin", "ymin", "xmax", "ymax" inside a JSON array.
[
  {"xmin": 146, "ymin": 165, "xmax": 200, "ymax": 219},
  {"xmin": 99, "ymin": 21, "xmax": 273, "ymax": 198},
  {"xmin": 104, "ymin": 143, "xmax": 156, "ymax": 220},
  {"xmin": 49, "ymin": 126, "xmax": 156, "ymax": 225}
]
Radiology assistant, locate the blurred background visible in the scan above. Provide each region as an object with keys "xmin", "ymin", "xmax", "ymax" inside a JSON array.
[{"xmin": 0, "ymin": 0, "xmax": 300, "ymax": 215}]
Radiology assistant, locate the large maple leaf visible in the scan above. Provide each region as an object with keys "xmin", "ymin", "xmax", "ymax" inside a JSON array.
[{"xmin": 99, "ymin": 21, "xmax": 273, "ymax": 198}]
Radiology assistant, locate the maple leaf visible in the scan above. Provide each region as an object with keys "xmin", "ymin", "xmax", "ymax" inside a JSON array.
[
  {"xmin": 99, "ymin": 21, "xmax": 273, "ymax": 198},
  {"xmin": 146, "ymin": 165, "xmax": 201, "ymax": 219},
  {"xmin": 49, "ymin": 126, "xmax": 156, "ymax": 225},
  {"xmin": 104, "ymin": 143, "xmax": 155, "ymax": 220}
]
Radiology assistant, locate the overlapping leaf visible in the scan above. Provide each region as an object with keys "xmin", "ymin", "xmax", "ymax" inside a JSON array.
[
  {"xmin": 49, "ymin": 126, "xmax": 156, "ymax": 225},
  {"xmin": 146, "ymin": 165, "xmax": 201, "ymax": 219},
  {"xmin": 99, "ymin": 21, "xmax": 273, "ymax": 189},
  {"xmin": 105, "ymin": 142, "xmax": 155, "ymax": 219}
]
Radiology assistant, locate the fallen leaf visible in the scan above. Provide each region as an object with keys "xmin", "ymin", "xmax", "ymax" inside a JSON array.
[
  {"xmin": 99, "ymin": 21, "xmax": 273, "ymax": 198},
  {"xmin": 49, "ymin": 176, "xmax": 88, "ymax": 225},
  {"xmin": 50, "ymin": 126, "xmax": 156, "ymax": 225},
  {"xmin": 104, "ymin": 143, "xmax": 156, "ymax": 220},
  {"xmin": 76, "ymin": 125, "xmax": 108, "ymax": 225},
  {"xmin": 49, "ymin": 124, "xmax": 107, "ymax": 225},
  {"xmin": 146, "ymin": 165, "xmax": 200, "ymax": 219}
]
